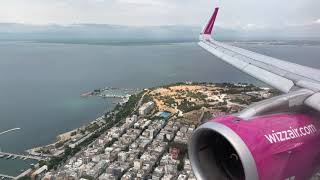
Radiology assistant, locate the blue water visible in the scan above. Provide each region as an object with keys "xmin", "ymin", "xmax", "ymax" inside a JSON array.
[
  {"xmin": 0, "ymin": 41, "xmax": 319, "ymax": 175},
  {"xmin": 0, "ymin": 158, "xmax": 36, "ymax": 177}
]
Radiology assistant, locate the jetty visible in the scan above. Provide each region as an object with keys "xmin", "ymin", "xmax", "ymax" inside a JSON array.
[
  {"xmin": 0, "ymin": 128, "xmax": 20, "ymax": 136},
  {"xmin": 0, "ymin": 151, "xmax": 44, "ymax": 161},
  {"xmin": 0, "ymin": 173, "xmax": 15, "ymax": 179}
]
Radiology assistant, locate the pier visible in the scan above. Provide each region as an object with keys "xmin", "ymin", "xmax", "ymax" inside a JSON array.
[
  {"xmin": 0, "ymin": 173, "xmax": 15, "ymax": 179},
  {"xmin": 97, "ymin": 94, "xmax": 128, "ymax": 98},
  {"xmin": 0, "ymin": 151, "xmax": 44, "ymax": 161},
  {"xmin": 0, "ymin": 128, "xmax": 20, "ymax": 136},
  {"xmin": 81, "ymin": 87, "xmax": 139, "ymax": 99}
]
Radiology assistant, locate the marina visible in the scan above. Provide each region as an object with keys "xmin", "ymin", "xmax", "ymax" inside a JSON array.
[
  {"xmin": 81, "ymin": 87, "xmax": 140, "ymax": 99},
  {"xmin": 0, "ymin": 154, "xmax": 38, "ymax": 179}
]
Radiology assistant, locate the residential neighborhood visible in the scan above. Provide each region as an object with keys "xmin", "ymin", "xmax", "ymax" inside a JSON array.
[{"xmin": 22, "ymin": 82, "xmax": 274, "ymax": 180}]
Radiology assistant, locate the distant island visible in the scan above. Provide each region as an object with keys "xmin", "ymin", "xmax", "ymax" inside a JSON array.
[{"xmin": 20, "ymin": 82, "xmax": 276, "ymax": 179}]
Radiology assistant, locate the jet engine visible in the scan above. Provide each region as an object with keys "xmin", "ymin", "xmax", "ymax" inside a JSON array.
[{"xmin": 189, "ymin": 113, "xmax": 320, "ymax": 180}]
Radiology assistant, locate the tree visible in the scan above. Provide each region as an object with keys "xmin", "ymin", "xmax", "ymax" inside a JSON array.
[
  {"xmin": 80, "ymin": 175, "xmax": 94, "ymax": 180},
  {"xmin": 177, "ymin": 160, "xmax": 184, "ymax": 171},
  {"xmin": 163, "ymin": 135, "xmax": 169, "ymax": 142},
  {"xmin": 18, "ymin": 176, "xmax": 32, "ymax": 180}
]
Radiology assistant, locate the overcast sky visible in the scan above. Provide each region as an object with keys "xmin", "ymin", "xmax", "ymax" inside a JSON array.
[{"xmin": 1, "ymin": 0, "xmax": 320, "ymax": 31}]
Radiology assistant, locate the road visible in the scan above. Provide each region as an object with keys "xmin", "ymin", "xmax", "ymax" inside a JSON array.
[{"xmin": 133, "ymin": 90, "xmax": 149, "ymax": 113}]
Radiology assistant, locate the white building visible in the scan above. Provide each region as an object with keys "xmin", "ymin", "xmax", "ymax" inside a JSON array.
[
  {"xmin": 31, "ymin": 165, "xmax": 48, "ymax": 179},
  {"xmin": 139, "ymin": 101, "xmax": 155, "ymax": 116},
  {"xmin": 132, "ymin": 115, "xmax": 138, "ymax": 121},
  {"xmin": 177, "ymin": 174, "xmax": 188, "ymax": 180},
  {"xmin": 118, "ymin": 151, "xmax": 128, "ymax": 162},
  {"xmin": 133, "ymin": 160, "xmax": 143, "ymax": 170}
]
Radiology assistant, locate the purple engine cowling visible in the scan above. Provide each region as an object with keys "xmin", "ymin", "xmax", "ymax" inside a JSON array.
[{"xmin": 189, "ymin": 113, "xmax": 320, "ymax": 180}]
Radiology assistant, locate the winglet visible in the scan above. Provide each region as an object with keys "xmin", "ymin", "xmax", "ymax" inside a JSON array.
[{"xmin": 202, "ymin": 7, "xmax": 219, "ymax": 35}]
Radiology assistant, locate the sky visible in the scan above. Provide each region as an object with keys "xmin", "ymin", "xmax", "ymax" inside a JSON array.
[{"xmin": 0, "ymin": 0, "xmax": 320, "ymax": 33}]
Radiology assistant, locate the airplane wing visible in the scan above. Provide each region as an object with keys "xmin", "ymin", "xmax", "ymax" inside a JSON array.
[{"xmin": 199, "ymin": 7, "xmax": 320, "ymax": 112}]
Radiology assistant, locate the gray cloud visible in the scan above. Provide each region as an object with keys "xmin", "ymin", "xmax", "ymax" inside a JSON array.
[
  {"xmin": 0, "ymin": 0, "xmax": 319, "ymax": 26},
  {"xmin": 0, "ymin": 0, "xmax": 319, "ymax": 38}
]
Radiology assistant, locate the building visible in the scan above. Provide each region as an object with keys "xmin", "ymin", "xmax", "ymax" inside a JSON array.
[
  {"xmin": 133, "ymin": 160, "xmax": 143, "ymax": 170},
  {"xmin": 139, "ymin": 101, "xmax": 155, "ymax": 116},
  {"xmin": 31, "ymin": 165, "xmax": 48, "ymax": 179},
  {"xmin": 177, "ymin": 174, "xmax": 188, "ymax": 180},
  {"xmin": 169, "ymin": 147, "xmax": 180, "ymax": 160}
]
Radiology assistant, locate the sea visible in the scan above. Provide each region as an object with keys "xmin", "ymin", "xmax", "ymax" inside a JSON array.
[{"xmin": 0, "ymin": 40, "xmax": 320, "ymax": 176}]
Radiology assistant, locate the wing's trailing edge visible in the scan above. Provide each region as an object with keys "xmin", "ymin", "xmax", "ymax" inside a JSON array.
[{"xmin": 199, "ymin": 7, "xmax": 320, "ymax": 111}]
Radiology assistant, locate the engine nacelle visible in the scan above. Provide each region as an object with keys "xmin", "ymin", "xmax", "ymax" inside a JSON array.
[{"xmin": 189, "ymin": 113, "xmax": 320, "ymax": 180}]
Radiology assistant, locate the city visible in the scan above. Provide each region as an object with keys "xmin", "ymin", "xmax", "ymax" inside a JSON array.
[
  {"xmin": 0, "ymin": 1, "xmax": 320, "ymax": 179},
  {"xmin": 17, "ymin": 82, "xmax": 273, "ymax": 179}
]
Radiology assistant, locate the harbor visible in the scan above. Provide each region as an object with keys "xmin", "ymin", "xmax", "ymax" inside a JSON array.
[
  {"xmin": 81, "ymin": 87, "xmax": 140, "ymax": 99},
  {"xmin": 0, "ymin": 157, "xmax": 38, "ymax": 179},
  {"xmin": 0, "ymin": 151, "xmax": 43, "ymax": 179}
]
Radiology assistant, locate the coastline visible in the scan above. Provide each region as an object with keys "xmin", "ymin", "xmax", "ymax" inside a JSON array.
[
  {"xmin": 26, "ymin": 112, "xmax": 111, "ymax": 157},
  {"xmin": 16, "ymin": 82, "xmax": 275, "ymax": 179},
  {"xmin": 26, "ymin": 87, "xmax": 140, "ymax": 157},
  {"xmin": 40, "ymin": 82, "xmax": 273, "ymax": 179},
  {"xmin": 24, "ymin": 87, "xmax": 144, "ymax": 159},
  {"xmin": 26, "ymin": 82, "xmax": 273, "ymax": 158}
]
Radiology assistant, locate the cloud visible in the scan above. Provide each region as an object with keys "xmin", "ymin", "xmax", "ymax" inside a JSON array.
[
  {"xmin": 239, "ymin": 23, "xmax": 268, "ymax": 32},
  {"xmin": 243, "ymin": 24, "xmax": 257, "ymax": 31},
  {"xmin": 0, "ymin": 0, "xmax": 319, "ymax": 31},
  {"xmin": 314, "ymin": 19, "xmax": 320, "ymax": 24},
  {"xmin": 116, "ymin": 0, "xmax": 168, "ymax": 7}
]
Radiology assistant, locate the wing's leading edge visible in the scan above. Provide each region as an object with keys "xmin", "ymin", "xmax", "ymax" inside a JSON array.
[{"xmin": 199, "ymin": 7, "xmax": 320, "ymax": 111}]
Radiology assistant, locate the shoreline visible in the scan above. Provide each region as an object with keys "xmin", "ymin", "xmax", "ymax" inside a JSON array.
[
  {"xmin": 26, "ymin": 114, "xmax": 110, "ymax": 157},
  {"xmin": 16, "ymin": 81, "xmax": 274, "ymax": 179},
  {"xmin": 40, "ymin": 82, "xmax": 273, "ymax": 179},
  {"xmin": 26, "ymin": 87, "xmax": 139, "ymax": 157},
  {"xmin": 26, "ymin": 82, "xmax": 273, "ymax": 158}
]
